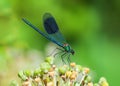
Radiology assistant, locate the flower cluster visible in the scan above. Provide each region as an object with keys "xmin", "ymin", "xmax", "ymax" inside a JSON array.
[{"xmin": 18, "ymin": 57, "xmax": 109, "ymax": 86}]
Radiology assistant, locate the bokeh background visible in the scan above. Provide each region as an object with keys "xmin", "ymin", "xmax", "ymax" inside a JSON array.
[{"xmin": 0, "ymin": 0, "xmax": 120, "ymax": 85}]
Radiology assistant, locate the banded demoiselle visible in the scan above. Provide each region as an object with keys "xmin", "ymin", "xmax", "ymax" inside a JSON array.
[{"xmin": 22, "ymin": 13, "xmax": 74, "ymax": 63}]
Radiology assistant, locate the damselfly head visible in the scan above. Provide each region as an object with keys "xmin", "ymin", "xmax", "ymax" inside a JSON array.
[{"xmin": 71, "ymin": 49, "xmax": 75, "ymax": 55}]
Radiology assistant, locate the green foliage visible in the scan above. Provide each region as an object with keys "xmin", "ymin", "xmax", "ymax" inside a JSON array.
[{"xmin": 0, "ymin": 0, "xmax": 120, "ymax": 85}]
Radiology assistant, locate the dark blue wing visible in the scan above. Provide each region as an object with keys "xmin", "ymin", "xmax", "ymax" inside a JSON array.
[
  {"xmin": 22, "ymin": 18, "xmax": 63, "ymax": 47},
  {"xmin": 43, "ymin": 13, "xmax": 59, "ymax": 34},
  {"xmin": 43, "ymin": 13, "xmax": 67, "ymax": 45}
]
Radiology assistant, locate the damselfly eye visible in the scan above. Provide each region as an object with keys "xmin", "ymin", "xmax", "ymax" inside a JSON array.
[{"xmin": 71, "ymin": 49, "xmax": 75, "ymax": 55}]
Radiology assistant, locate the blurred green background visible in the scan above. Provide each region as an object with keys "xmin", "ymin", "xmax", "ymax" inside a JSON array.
[{"xmin": 0, "ymin": 0, "xmax": 120, "ymax": 85}]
